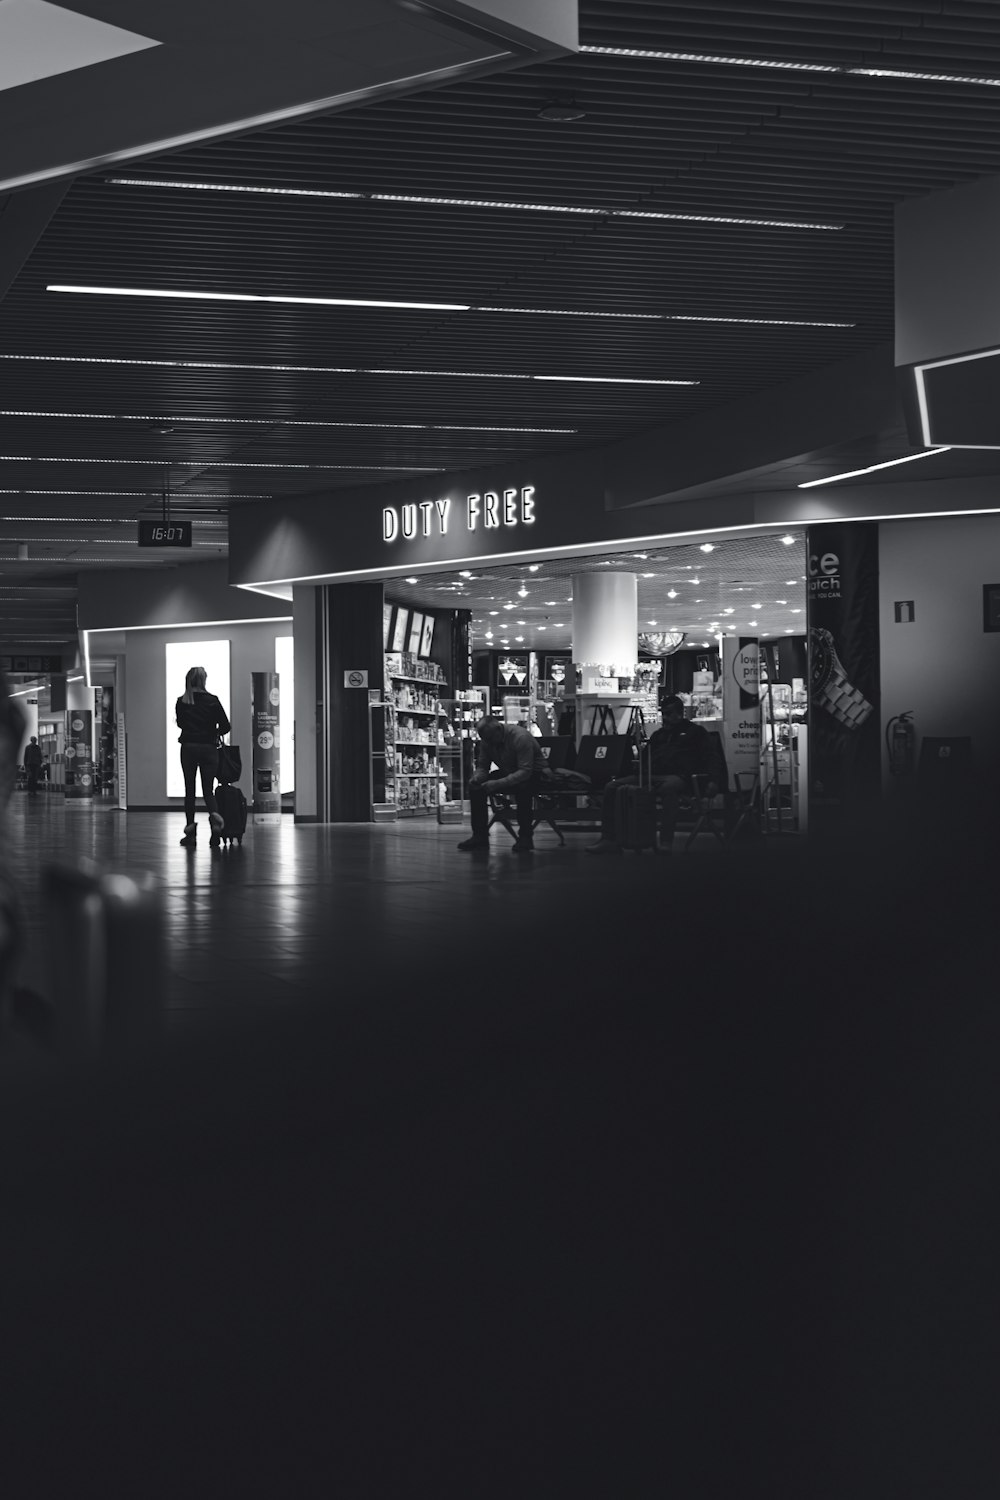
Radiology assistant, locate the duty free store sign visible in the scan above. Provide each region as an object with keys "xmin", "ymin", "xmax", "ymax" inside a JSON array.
[{"xmin": 382, "ymin": 485, "xmax": 535, "ymax": 543}]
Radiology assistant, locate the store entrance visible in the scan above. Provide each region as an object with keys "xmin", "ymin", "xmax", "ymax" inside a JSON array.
[{"xmin": 385, "ymin": 529, "xmax": 809, "ymax": 834}]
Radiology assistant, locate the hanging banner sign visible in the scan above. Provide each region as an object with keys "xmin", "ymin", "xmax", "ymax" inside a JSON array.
[
  {"xmin": 722, "ymin": 636, "xmax": 761, "ymax": 788},
  {"xmin": 806, "ymin": 522, "xmax": 881, "ymax": 822},
  {"xmin": 64, "ymin": 709, "xmax": 94, "ymax": 803},
  {"xmin": 251, "ymin": 671, "xmax": 281, "ymax": 823}
]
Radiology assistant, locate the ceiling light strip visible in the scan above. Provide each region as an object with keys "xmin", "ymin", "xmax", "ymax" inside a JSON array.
[
  {"xmin": 797, "ymin": 448, "xmax": 951, "ymax": 487},
  {"xmin": 47, "ymin": 284, "xmax": 470, "ymax": 312},
  {"xmin": 0, "ymin": 355, "xmax": 695, "ymax": 385},
  {"xmin": 106, "ymin": 178, "xmax": 841, "ymax": 231},
  {"xmin": 0, "ymin": 409, "xmax": 575, "ymax": 433},
  {"xmin": 581, "ymin": 44, "xmax": 1000, "ymax": 89},
  {"xmin": 0, "ymin": 456, "xmax": 442, "ymax": 470},
  {"xmin": 579, "ymin": 44, "xmax": 839, "ymax": 72}
]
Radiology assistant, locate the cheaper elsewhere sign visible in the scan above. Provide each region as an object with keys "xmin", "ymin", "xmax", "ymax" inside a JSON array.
[{"xmin": 382, "ymin": 485, "xmax": 535, "ymax": 542}]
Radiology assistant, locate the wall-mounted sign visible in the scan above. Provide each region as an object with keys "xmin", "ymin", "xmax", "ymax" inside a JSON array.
[
  {"xmin": 344, "ymin": 670, "xmax": 369, "ymax": 688},
  {"xmin": 382, "ymin": 486, "xmax": 535, "ymax": 543},
  {"xmin": 894, "ymin": 600, "xmax": 915, "ymax": 623},
  {"xmin": 138, "ymin": 520, "xmax": 192, "ymax": 547}
]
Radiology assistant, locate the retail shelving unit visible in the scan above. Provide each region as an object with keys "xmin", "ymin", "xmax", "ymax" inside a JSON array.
[
  {"xmin": 371, "ymin": 651, "xmax": 448, "ymax": 819},
  {"xmin": 436, "ymin": 688, "xmax": 489, "ymax": 824}
]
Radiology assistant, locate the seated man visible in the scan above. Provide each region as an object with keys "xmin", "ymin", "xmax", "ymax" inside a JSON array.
[
  {"xmin": 586, "ymin": 694, "xmax": 725, "ymax": 856},
  {"xmin": 457, "ymin": 715, "xmax": 547, "ymax": 855}
]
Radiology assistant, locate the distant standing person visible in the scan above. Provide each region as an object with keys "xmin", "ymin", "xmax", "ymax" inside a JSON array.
[
  {"xmin": 23, "ymin": 736, "xmax": 43, "ymax": 798},
  {"xmin": 175, "ymin": 666, "xmax": 230, "ymax": 848}
]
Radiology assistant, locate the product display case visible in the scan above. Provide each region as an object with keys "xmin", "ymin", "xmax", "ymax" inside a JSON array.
[
  {"xmin": 371, "ymin": 651, "xmax": 448, "ymax": 819},
  {"xmin": 436, "ymin": 689, "xmax": 489, "ymax": 823}
]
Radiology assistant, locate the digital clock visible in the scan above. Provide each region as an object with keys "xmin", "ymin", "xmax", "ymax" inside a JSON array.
[{"xmin": 137, "ymin": 520, "xmax": 192, "ymax": 547}]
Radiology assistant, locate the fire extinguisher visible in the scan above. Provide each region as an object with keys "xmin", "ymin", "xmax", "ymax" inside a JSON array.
[{"xmin": 886, "ymin": 711, "xmax": 915, "ymax": 777}]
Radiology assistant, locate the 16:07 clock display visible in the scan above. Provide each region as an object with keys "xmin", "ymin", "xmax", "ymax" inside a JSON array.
[{"xmin": 137, "ymin": 520, "xmax": 192, "ymax": 547}]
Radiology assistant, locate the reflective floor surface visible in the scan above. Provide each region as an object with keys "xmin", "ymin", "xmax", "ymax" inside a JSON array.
[{"xmin": 2, "ymin": 791, "xmax": 998, "ymax": 1494}]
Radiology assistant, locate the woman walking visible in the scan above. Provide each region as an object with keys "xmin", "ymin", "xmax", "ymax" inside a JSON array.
[{"xmin": 175, "ymin": 666, "xmax": 230, "ymax": 848}]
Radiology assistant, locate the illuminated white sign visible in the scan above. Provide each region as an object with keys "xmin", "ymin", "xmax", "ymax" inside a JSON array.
[{"xmin": 383, "ymin": 486, "xmax": 535, "ymax": 543}]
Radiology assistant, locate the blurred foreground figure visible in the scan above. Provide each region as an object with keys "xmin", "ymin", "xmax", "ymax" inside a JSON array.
[{"xmin": 0, "ymin": 663, "xmax": 24, "ymax": 1006}]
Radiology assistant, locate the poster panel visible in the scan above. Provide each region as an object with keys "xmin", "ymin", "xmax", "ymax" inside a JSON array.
[
  {"xmin": 722, "ymin": 636, "xmax": 761, "ymax": 788},
  {"xmin": 64, "ymin": 709, "xmax": 94, "ymax": 803},
  {"xmin": 251, "ymin": 671, "xmax": 281, "ymax": 823},
  {"xmin": 806, "ymin": 522, "xmax": 881, "ymax": 821}
]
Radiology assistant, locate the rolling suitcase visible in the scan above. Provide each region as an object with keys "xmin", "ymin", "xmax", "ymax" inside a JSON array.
[
  {"xmin": 618, "ymin": 719, "xmax": 658, "ymax": 852},
  {"xmin": 214, "ymin": 782, "xmax": 248, "ymax": 846}
]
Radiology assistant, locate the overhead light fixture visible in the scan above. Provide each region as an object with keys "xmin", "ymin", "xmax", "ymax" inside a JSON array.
[
  {"xmin": 638, "ymin": 631, "xmax": 686, "ymax": 656},
  {"xmin": 0, "ymin": 455, "xmax": 439, "ymax": 472},
  {"xmin": 797, "ymin": 448, "xmax": 951, "ymax": 488},
  {"xmin": 537, "ymin": 100, "xmax": 586, "ymax": 122},
  {"xmin": 459, "ymin": 570, "xmax": 473, "ymax": 577},
  {"xmin": 517, "ymin": 586, "xmax": 528, "ymax": 597},
  {"xmin": 781, "ymin": 535, "xmax": 796, "ymax": 545},
  {"xmin": 699, "ymin": 543, "xmax": 715, "ymax": 552},
  {"xmin": 107, "ymin": 177, "xmax": 841, "ymax": 231},
  {"xmin": 405, "ymin": 576, "xmax": 418, "ymax": 584},
  {"xmin": 0, "ymin": 408, "xmax": 576, "ymax": 434},
  {"xmin": 534, "ymin": 374, "xmax": 696, "ymax": 386},
  {"xmin": 668, "ymin": 314, "xmax": 854, "ymax": 328},
  {"xmin": 47, "ymin": 284, "xmax": 470, "ymax": 313},
  {"xmin": 528, "ymin": 564, "xmax": 540, "ymax": 572},
  {"xmin": 582, "ymin": 44, "xmax": 1000, "ymax": 91},
  {"xmin": 515, "ymin": 636, "xmax": 524, "ymax": 642},
  {"xmin": 667, "ymin": 589, "xmax": 678, "ymax": 599},
  {"xmin": 579, "ymin": 44, "xmax": 839, "ymax": 73}
]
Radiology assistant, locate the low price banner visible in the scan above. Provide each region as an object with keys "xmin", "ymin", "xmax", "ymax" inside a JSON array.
[
  {"xmin": 721, "ymin": 636, "xmax": 761, "ymax": 790},
  {"xmin": 251, "ymin": 671, "xmax": 281, "ymax": 823}
]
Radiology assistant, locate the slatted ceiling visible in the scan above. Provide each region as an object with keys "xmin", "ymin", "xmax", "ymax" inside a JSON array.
[{"xmin": 6, "ymin": 2, "xmax": 1000, "ymax": 646}]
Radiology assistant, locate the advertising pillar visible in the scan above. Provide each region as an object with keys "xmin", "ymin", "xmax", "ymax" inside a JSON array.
[
  {"xmin": 64, "ymin": 709, "xmax": 94, "ymax": 804},
  {"xmin": 722, "ymin": 636, "xmax": 761, "ymax": 792},
  {"xmin": 806, "ymin": 522, "xmax": 881, "ymax": 827},
  {"xmin": 251, "ymin": 671, "xmax": 281, "ymax": 825}
]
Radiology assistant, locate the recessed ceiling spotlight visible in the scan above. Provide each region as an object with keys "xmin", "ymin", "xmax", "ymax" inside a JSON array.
[
  {"xmin": 667, "ymin": 589, "xmax": 678, "ymax": 599},
  {"xmin": 690, "ymin": 577, "xmax": 700, "ymax": 585},
  {"xmin": 699, "ymin": 543, "xmax": 715, "ymax": 552},
  {"xmin": 752, "ymin": 603, "xmax": 762, "ymax": 609},
  {"xmin": 633, "ymin": 553, "xmax": 648, "ymax": 560},
  {"xmin": 489, "ymin": 610, "xmax": 499, "ymax": 616},
  {"xmin": 545, "ymin": 601, "xmax": 558, "ymax": 606},
  {"xmin": 785, "ymin": 627, "xmax": 794, "ymax": 633},
  {"xmin": 775, "ymin": 599, "xmax": 787, "ymax": 605},
  {"xmin": 528, "ymin": 564, "xmax": 541, "ymax": 572},
  {"xmin": 485, "ymin": 631, "xmax": 494, "ymax": 640},
  {"xmin": 405, "ymin": 576, "xmax": 418, "ymax": 584},
  {"xmin": 790, "ymin": 608, "xmax": 802, "ymax": 614},
  {"xmin": 647, "ymin": 620, "xmax": 658, "ymax": 626},
  {"xmin": 517, "ymin": 586, "xmax": 528, "ymax": 597},
  {"xmin": 641, "ymin": 572, "xmax": 655, "ymax": 578},
  {"xmin": 515, "ymin": 636, "xmax": 524, "ymax": 642},
  {"xmin": 538, "ymin": 626, "xmax": 547, "ymax": 631},
  {"xmin": 517, "ymin": 620, "xmax": 526, "ymax": 626},
  {"xmin": 553, "ymin": 622, "xmax": 564, "ymax": 627},
  {"xmin": 723, "ymin": 608, "xmax": 735, "ymax": 615},
  {"xmin": 503, "ymin": 603, "xmax": 515, "ymax": 610},
  {"xmin": 749, "ymin": 620, "xmax": 758, "ymax": 626},
  {"xmin": 459, "ymin": 570, "xmax": 473, "ymax": 577},
  {"xmin": 781, "ymin": 535, "xmax": 796, "ymax": 545},
  {"xmin": 537, "ymin": 99, "xmax": 587, "ymax": 122}
]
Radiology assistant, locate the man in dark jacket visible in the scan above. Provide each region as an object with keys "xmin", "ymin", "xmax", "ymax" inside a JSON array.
[
  {"xmin": 457, "ymin": 716, "xmax": 546, "ymax": 854},
  {"xmin": 587, "ymin": 695, "xmax": 726, "ymax": 855}
]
